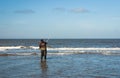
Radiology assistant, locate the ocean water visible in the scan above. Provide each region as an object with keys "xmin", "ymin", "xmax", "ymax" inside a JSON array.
[
  {"xmin": 0, "ymin": 39, "xmax": 120, "ymax": 78},
  {"xmin": 0, "ymin": 39, "xmax": 120, "ymax": 55}
]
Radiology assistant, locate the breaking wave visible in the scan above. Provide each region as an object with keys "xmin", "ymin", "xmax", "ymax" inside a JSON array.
[
  {"xmin": 0, "ymin": 46, "xmax": 38, "ymax": 51},
  {"xmin": 1, "ymin": 46, "xmax": 120, "ymax": 51},
  {"xmin": 0, "ymin": 46, "xmax": 120, "ymax": 56}
]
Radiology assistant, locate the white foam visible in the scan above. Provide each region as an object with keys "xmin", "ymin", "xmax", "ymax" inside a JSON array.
[
  {"xmin": 0, "ymin": 46, "xmax": 120, "ymax": 56},
  {"xmin": 15, "ymin": 53, "xmax": 35, "ymax": 56},
  {"xmin": 0, "ymin": 50, "xmax": 120, "ymax": 56},
  {"xmin": 0, "ymin": 46, "xmax": 21, "ymax": 51},
  {"xmin": 47, "ymin": 47, "xmax": 120, "ymax": 51},
  {"xmin": 0, "ymin": 46, "xmax": 38, "ymax": 51},
  {"xmin": 1, "ymin": 46, "xmax": 120, "ymax": 51}
]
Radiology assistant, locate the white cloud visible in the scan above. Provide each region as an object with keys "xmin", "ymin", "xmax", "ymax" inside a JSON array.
[
  {"xmin": 0, "ymin": 9, "xmax": 35, "ymax": 14},
  {"xmin": 14, "ymin": 9, "xmax": 35, "ymax": 14},
  {"xmin": 70, "ymin": 8, "xmax": 89, "ymax": 13},
  {"xmin": 54, "ymin": 7, "xmax": 89, "ymax": 13},
  {"xmin": 54, "ymin": 8, "xmax": 66, "ymax": 12}
]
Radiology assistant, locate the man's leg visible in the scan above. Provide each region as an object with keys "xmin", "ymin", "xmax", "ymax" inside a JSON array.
[
  {"xmin": 41, "ymin": 50, "xmax": 44, "ymax": 60},
  {"xmin": 44, "ymin": 50, "xmax": 47, "ymax": 60}
]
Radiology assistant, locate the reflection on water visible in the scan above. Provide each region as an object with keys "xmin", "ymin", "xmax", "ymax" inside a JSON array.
[{"xmin": 40, "ymin": 60, "xmax": 48, "ymax": 78}]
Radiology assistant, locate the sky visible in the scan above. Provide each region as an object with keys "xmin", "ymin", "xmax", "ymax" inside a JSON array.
[{"xmin": 0, "ymin": 0, "xmax": 120, "ymax": 39}]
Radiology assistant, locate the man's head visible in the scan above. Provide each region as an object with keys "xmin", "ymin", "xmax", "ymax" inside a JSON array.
[{"xmin": 41, "ymin": 39, "xmax": 44, "ymax": 42}]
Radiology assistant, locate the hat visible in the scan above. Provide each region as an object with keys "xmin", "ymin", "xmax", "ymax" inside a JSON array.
[{"xmin": 41, "ymin": 39, "xmax": 44, "ymax": 42}]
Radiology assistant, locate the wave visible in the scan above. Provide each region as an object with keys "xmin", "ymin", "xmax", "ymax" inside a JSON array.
[
  {"xmin": 0, "ymin": 50, "xmax": 120, "ymax": 56},
  {"xmin": 1, "ymin": 46, "xmax": 120, "ymax": 51},
  {"xmin": 0, "ymin": 46, "xmax": 38, "ymax": 51},
  {"xmin": 48, "ymin": 47, "xmax": 120, "ymax": 50},
  {"xmin": 0, "ymin": 46, "xmax": 120, "ymax": 56},
  {"xmin": 0, "ymin": 51, "xmax": 120, "ymax": 56}
]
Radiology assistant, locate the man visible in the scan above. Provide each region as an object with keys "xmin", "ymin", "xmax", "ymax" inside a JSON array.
[{"xmin": 39, "ymin": 39, "xmax": 47, "ymax": 61}]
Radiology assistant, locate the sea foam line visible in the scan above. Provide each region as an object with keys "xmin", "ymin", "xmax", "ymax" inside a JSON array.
[
  {"xmin": 48, "ymin": 48, "xmax": 120, "ymax": 50},
  {"xmin": 0, "ymin": 51, "xmax": 120, "ymax": 56},
  {"xmin": 1, "ymin": 46, "xmax": 120, "ymax": 51},
  {"xmin": 0, "ymin": 46, "xmax": 38, "ymax": 51}
]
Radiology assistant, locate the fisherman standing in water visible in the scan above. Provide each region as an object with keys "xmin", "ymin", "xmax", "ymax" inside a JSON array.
[{"xmin": 39, "ymin": 39, "xmax": 47, "ymax": 61}]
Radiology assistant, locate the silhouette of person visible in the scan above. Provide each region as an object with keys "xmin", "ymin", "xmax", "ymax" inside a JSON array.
[{"xmin": 39, "ymin": 39, "xmax": 47, "ymax": 61}]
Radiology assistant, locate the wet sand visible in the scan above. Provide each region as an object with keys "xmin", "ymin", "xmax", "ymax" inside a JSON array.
[{"xmin": 0, "ymin": 54, "xmax": 120, "ymax": 78}]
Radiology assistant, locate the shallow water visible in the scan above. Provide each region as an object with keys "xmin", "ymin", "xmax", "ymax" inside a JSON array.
[
  {"xmin": 0, "ymin": 54, "xmax": 120, "ymax": 78},
  {"xmin": 1, "ymin": 39, "xmax": 120, "ymax": 56},
  {"xmin": 0, "ymin": 39, "xmax": 120, "ymax": 78}
]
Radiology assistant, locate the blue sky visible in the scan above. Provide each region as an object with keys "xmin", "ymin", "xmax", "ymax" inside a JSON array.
[{"xmin": 0, "ymin": 0, "xmax": 120, "ymax": 39}]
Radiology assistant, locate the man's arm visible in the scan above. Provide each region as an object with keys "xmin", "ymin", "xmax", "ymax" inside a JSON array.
[{"xmin": 39, "ymin": 43, "xmax": 41, "ymax": 48}]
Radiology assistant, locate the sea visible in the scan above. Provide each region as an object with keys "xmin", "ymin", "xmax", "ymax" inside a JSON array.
[
  {"xmin": 0, "ymin": 39, "xmax": 120, "ymax": 78},
  {"xmin": 1, "ymin": 39, "xmax": 120, "ymax": 56}
]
